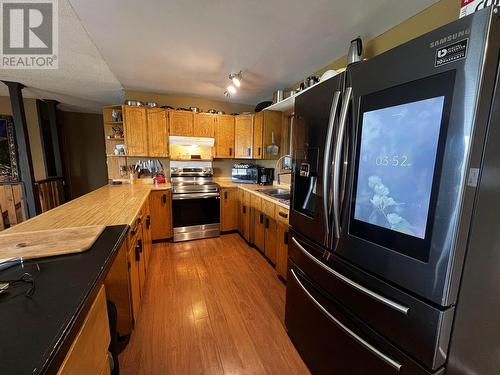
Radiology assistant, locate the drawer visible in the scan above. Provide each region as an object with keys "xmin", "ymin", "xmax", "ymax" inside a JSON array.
[
  {"xmin": 275, "ymin": 205, "xmax": 289, "ymax": 225},
  {"xmin": 251, "ymin": 194, "xmax": 262, "ymax": 211},
  {"xmin": 262, "ymin": 199, "xmax": 275, "ymax": 219},
  {"xmin": 288, "ymin": 230, "xmax": 454, "ymax": 371},
  {"xmin": 285, "ymin": 264, "xmax": 442, "ymax": 375},
  {"xmin": 57, "ymin": 285, "xmax": 110, "ymax": 375}
]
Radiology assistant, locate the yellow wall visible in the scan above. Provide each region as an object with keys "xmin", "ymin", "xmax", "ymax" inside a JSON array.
[
  {"xmin": 124, "ymin": 90, "xmax": 255, "ymax": 114},
  {"xmin": 310, "ymin": 0, "xmax": 461, "ymax": 78},
  {"xmin": 0, "ymin": 96, "xmax": 46, "ymax": 181}
]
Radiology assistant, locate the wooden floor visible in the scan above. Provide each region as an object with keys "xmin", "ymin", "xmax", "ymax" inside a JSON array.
[{"xmin": 119, "ymin": 233, "xmax": 310, "ymax": 375}]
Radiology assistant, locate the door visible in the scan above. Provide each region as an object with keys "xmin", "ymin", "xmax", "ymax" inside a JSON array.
[
  {"xmin": 334, "ymin": 16, "xmax": 493, "ymax": 306},
  {"xmin": 235, "ymin": 115, "xmax": 253, "ymax": 158},
  {"xmin": 253, "ymin": 112, "xmax": 263, "ymax": 159},
  {"xmin": 169, "ymin": 110, "xmax": 193, "ymax": 136},
  {"xmin": 215, "ymin": 115, "xmax": 235, "ymax": 158},
  {"xmin": 289, "ymin": 75, "xmax": 344, "ymax": 248},
  {"xmin": 124, "ymin": 106, "xmax": 148, "ymax": 156},
  {"xmin": 264, "ymin": 216, "xmax": 277, "ymax": 264},
  {"xmin": 276, "ymin": 223, "xmax": 289, "ymax": 279},
  {"xmin": 147, "ymin": 108, "xmax": 169, "ymax": 157},
  {"xmin": 220, "ymin": 188, "xmax": 238, "ymax": 231},
  {"xmin": 194, "ymin": 113, "xmax": 215, "ymax": 137},
  {"xmin": 150, "ymin": 190, "xmax": 172, "ymax": 241}
]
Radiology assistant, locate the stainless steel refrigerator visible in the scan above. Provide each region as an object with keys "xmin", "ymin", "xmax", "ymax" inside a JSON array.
[{"xmin": 286, "ymin": 6, "xmax": 500, "ymax": 375}]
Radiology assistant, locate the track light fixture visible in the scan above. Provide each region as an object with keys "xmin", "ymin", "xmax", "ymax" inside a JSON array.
[{"xmin": 224, "ymin": 71, "xmax": 243, "ymax": 97}]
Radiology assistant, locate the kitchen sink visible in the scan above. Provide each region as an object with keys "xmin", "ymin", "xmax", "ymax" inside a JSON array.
[{"xmin": 257, "ymin": 188, "xmax": 291, "ymax": 204}]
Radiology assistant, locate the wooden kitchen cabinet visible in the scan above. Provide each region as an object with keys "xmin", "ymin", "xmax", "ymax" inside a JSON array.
[
  {"xmin": 276, "ymin": 223, "xmax": 289, "ymax": 280},
  {"xmin": 253, "ymin": 112, "xmax": 264, "ymax": 159},
  {"xmin": 142, "ymin": 198, "xmax": 152, "ymax": 271},
  {"xmin": 169, "ymin": 110, "xmax": 193, "ymax": 136},
  {"xmin": 239, "ymin": 190, "xmax": 251, "ymax": 241},
  {"xmin": 215, "ymin": 115, "xmax": 235, "ymax": 158},
  {"xmin": 124, "ymin": 106, "xmax": 148, "ymax": 156},
  {"xmin": 194, "ymin": 113, "xmax": 215, "ymax": 137},
  {"xmin": 255, "ymin": 110, "xmax": 282, "ymax": 160},
  {"xmin": 220, "ymin": 187, "xmax": 238, "ymax": 231},
  {"xmin": 264, "ymin": 216, "xmax": 278, "ymax": 264},
  {"xmin": 235, "ymin": 114, "xmax": 254, "ymax": 158},
  {"xmin": 147, "ymin": 108, "xmax": 169, "ymax": 157},
  {"xmin": 150, "ymin": 190, "xmax": 173, "ymax": 241}
]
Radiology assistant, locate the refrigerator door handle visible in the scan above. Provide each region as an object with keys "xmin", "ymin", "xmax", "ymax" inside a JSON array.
[
  {"xmin": 332, "ymin": 87, "xmax": 352, "ymax": 238},
  {"xmin": 322, "ymin": 90, "xmax": 342, "ymax": 235},
  {"xmin": 291, "ymin": 237, "xmax": 409, "ymax": 315},
  {"xmin": 290, "ymin": 269, "xmax": 403, "ymax": 372}
]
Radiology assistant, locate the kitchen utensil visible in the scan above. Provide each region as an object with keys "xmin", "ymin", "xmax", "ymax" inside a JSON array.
[
  {"xmin": 124, "ymin": 100, "xmax": 143, "ymax": 106},
  {"xmin": 347, "ymin": 36, "xmax": 363, "ymax": 65},
  {"xmin": 273, "ymin": 90, "xmax": 284, "ymax": 104},
  {"xmin": 266, "ymin": 131, "xmax": 279, "ymax": 156},
  {"xmin": 0, "ymin": 226, "xmax": 105, "ymax": 260},
  {"xmin": 189, "ymin": 107, "xmax": 200, "ymax": 113},
  {"xmin": 146, "ymin": 102, "xmax": 158, "ymax": 108},
  {"xmin": 255, "ymin": 101, "xmax": 273, "ymax": 112}
]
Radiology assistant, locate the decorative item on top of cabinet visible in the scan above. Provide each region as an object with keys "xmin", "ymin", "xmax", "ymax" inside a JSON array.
[
  {"xmin": 149, "ymin": 190, "xmax": 173, "ymax": 241},
  {"xmin": 169, "ymin": 110, "xmax": 193, "ymax": 136},
  {"xmin": 147, "ymin": 108, "xmax": 169, "ymax": 157},
  {"xmin": 220, "ymin": 187, "xmax": 238, "ymax": 231},
  {"xmin": 123, "ymin": 106, "xmax": 148, "ymax": 156},
  {"xmin": 255, "ymin": 110, "xmax": 282, "ymax": 160},
  {"xmin": 194, "ymin": 113, "xmax": 215, "ymax": 137},
  {"xmin": 214, "ymin": 115, "xmax": 235, "ymax": 158},
  {"xmin": 235, "ymin": 114, "xmax": 254, "ymax": 159}
]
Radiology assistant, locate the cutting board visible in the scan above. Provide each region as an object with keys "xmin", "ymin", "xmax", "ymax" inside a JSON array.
[{"xmin": 0, "ymin": 225, "xmax": 106, "ymax": 260}]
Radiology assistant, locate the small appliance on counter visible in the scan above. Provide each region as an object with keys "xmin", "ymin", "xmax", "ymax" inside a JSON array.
[
  {"xmin": 258, "ymin": 168, "xmax": 274, "ymax": 185},
  {"xmin": 231, "ymin": 163, "xmax": 258, "ymax": 184}
]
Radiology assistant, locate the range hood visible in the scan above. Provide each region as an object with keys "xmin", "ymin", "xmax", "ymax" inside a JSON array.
[{"xmin": 169, "ymin": 136, "xmax": 215, "ymax": 147}]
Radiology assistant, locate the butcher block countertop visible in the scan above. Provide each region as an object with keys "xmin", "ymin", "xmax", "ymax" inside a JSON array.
[{"xmin": 4, "ymin": 182, "xmax": 170, "ymax": 234}]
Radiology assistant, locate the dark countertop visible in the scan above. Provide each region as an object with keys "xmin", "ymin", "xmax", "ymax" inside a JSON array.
[{"xmin": 0, "ymin": 225, "xmax": 128, "ymax": 375}]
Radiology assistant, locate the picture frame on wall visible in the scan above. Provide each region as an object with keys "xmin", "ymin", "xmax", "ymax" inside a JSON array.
[{"xmin": 0, "ymin": 115, "xmax": 19, "ymax": 183}]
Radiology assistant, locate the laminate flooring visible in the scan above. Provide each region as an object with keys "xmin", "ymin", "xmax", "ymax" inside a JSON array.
[{"xmin": 119, "ymin": 233, "xmax": 310, "ymax": 375}]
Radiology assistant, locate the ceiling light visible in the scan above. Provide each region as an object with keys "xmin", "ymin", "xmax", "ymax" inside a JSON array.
[
  {"xmin": 230, "ymin": 71, "xmax": 242, "ymax": 87},
  {"xmin": 227, "ymin": 84, "xmax": 237, "ymax": 94},
  {"xmin": 224, "ymin": 90, "xmax": 231, "ymax": 97}
]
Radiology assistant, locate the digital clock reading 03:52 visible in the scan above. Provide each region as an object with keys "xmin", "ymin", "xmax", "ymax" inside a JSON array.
[{"xmin": 375, "ymin": 155, "xmax": 412, "ymax": 167}]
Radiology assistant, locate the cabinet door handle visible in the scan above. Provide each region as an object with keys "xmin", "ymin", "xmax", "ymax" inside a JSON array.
[
  {"xmin": 138, "ymin": 239, "xmax": 143, "ymax": 253},
  {"xmin": 265, "ymin": 217, "xmax": 269, "ymax": 229},
  {"xmin": 229, "ymin": 147, "xmax": 232, "ymax": 156},
  {"xmin": 247, "ymin": 148, "xmax": 251, "ymax": 156},
  {"xmin": 146, "ymin": 215, "xmax": 151, "ymax": 229},
  {"xmin": 278, "ymin": 211, "xmax": 288, "ymax": 219},
  {"xmin": 260, "ymin": 213, "xmax": 263, "ymax": 224},
  {"xmin": 243, "ymin": 206, "xmax": 246, "ymax": 214},
  {"xmin": 135, "ymin": 244, "xmax": 140, "ymax": 261},
  {"xmin": 258, "ymin": 147, "xmax": 261, "ymax": 156},
  {"xmin": 162, "ymin": 194, "xmax": 167, "ymax": 205},
  {"xmin": 224, "ymin": 191, "xmax": 228, "ymax": 199},
  {"xmin": 284, "ymin": 231, "xmax": 289, "ymax": 245}
]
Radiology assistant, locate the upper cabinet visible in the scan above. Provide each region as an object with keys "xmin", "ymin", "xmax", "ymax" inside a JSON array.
[
  {"xmin": 234, "ymin": 114, "xmax": 254, "ymax": 159},
  {"xmin": 255, "ymin": 111, "xmax": 282, "ymax": 160},
  {"xmin": 147, "ymin": 108, "xmax": 169, "ymax": 157},
  {"xmin": 124, "ymin": 106, "xmax": 148, "ymax": 156},
  {"xmin": 194, "ymin": 113, "xmax": 215, "ymax": 137},
  {"xmin": 214, "ymin": 115, "xmax": 235, "ymax": 158},
  {"xmin": 169, "ymin": 110, "xmax": 193, "ymax": 136}
]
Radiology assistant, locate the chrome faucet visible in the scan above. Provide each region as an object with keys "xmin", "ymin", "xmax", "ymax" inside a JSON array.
[{"xmin": 275, "ymin": 154, "xmax": 292, "ymax": 185}]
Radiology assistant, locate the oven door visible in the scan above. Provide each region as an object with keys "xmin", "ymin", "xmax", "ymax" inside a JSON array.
[
  {"xmin": 334, "ymin": 13, "xmax": 494, "ymax": 307},
  {"xmin": 172, "ymin": 192, "xmax": 220, "ymax": 241}
]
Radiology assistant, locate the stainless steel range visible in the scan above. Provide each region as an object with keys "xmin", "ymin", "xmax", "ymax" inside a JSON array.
[{"xmin": 171, "ymin": 163, "xmax": 220, "ymax": 242}]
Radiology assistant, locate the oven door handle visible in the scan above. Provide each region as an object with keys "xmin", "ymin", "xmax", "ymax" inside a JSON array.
[
  {"xmin": 291, "ymin": 237, "xmax": 409, "ymax": 315},
  {"xmin": 172, "ymin": 192, "xmax": 220, "ymax": 200},
  {"xmin": 290, "ymin": 269, "xmax": 403, "ymax": 372}
]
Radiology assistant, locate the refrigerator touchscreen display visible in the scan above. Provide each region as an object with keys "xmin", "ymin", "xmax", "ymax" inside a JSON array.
[{"xmin": 353, "ymin": 96, "xmax": 445, "ymax": 239}]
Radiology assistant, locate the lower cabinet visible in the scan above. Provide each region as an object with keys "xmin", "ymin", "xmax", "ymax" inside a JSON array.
[
  {"xmin": 150, "ymin": 190, "xmax": 173, "ymax": 241},
  {"xmin": 264, "ymin": 216, "xmax": 278, "ymax": 264},
  {"xmin": 239, "ymin": 190, "xmax": 251, "ymax": 242},
  {"xmin": 276, "ymin": 223, "xmax": 289, "ymax": 279},
  {"xmin": 220, "ymin": 187, "xmax": 238, "ymax": 231},
  {"xmin": 57, "ymin": 286, "xmax": 110, "ymax": 375}
]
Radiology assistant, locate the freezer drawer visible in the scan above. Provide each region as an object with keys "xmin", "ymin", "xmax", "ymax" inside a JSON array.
[
  {"xmin": 288, "ymin": 230, "xmax": 454, "ymax": 370},
  {"xmin": 285, "ymin": 263, "xmax": 444, "ymax": 375}
]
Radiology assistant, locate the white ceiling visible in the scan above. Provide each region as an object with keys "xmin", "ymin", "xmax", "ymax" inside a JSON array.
[{"xmin": 1, "ymin": 0, "xmax": 439, "ymax": 112}]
